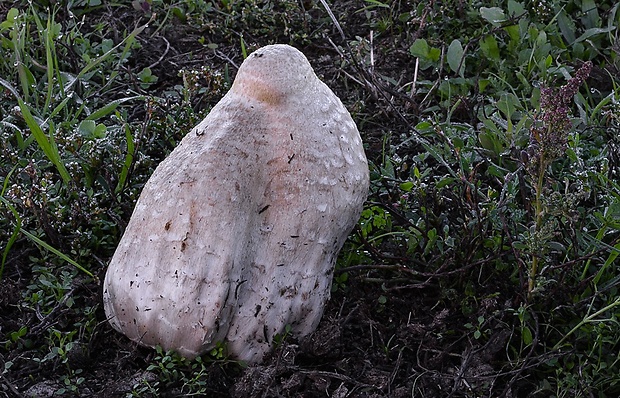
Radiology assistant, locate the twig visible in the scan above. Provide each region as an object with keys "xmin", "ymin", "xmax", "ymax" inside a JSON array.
[
  {"xmin": 297, "ymin": 368, "xmax": 375, "ymax": 389},
  {"xmin": 339, "ymin": 252, "xmax": 505, "ymax": 280},
  {"xmin": 500, "ymin": 308, "xmax": 540, "ymax": 397},
  {"xmin": 214, "ymin": 49, "xmax": 240, "ymax": 70},
  {"xmin": 411, "ymin": 57, "xmax": 419, "ymax": 96},
  {"xmin": 29, "ymin": 288, "xmax": 75, "ymax": 336},
  {"xmin": 318, "ymin": 0, "xmax": 347, "ymax": 43},
  {"xmin": 320, "ymin": 0, "xmax": 423, "ymax": 133},
  {"xmin": 146, "ymin": 36, "xmax": 170, "ymax": 70},
  {"xmin": 0, "ymin": 354, "xmax": 24, "ymax": 398},
  {"xmin": 388, "ymin": 347, "xmax": 403, "ymax": 394},
  {"xmin": 554, "ymin": 297, "xmax": 620, "ymax": 350}
]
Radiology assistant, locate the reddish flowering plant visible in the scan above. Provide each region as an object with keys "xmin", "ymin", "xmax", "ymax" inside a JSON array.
[
  {"xmin": 528, "ymin": 61, "xmax": 593, "ymax": 169},
  {"xmin": 524, "ymin": 61, "xmax": 592, "ymax": 298}
]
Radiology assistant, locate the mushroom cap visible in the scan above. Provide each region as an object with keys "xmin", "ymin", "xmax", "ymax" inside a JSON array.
[
  {"xmin": 103, "ymin": 44, "xmax": 369, "ymax": 363},
  {"xmin": 231, "ymin": 44, "xmax": 314, "ymax": 104}
]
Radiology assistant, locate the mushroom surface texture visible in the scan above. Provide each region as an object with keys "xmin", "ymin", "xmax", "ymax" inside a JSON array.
[{"xmin": 103, "ymin": 44, "xmax": 369, "ymax": 363}]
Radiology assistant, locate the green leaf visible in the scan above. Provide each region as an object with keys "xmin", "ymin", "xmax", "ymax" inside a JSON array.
[
  {"xmin": 447, "ymin": 39, "xmax": 464, "ymax": 76},
  {"xmin": 496, "ymin": 93, "xmax": 521, "ymax": 119},
  {"xmin": 480, "ymin": 35, "xmax": 500, "ymax": 60},
  {"xmin": 593, "ymin": 241, "xmax": 620, "ymax": 285},
  {"xmin": 503, "ymin": 24, "xmax": 520, "ymax": 43},
  {"xmin": 5, "ymin": 8, "xmax": 19, "ymax": 23},
  {"xmin": 410, "ymin": 38, "xmax": 441, "ymax": 67},
  {"xmin": 535, "ymin": 29, "xmax": 547, "ymax": 47},
  {"xmin": 115, "ymin": 124, "xmax": 136, "ymax": 195},
  {"xmin": 78, "ymin": 120, "xmax": 107, "ymax": 139},
  {"xmin": 400, "ymin": 181, "xmax": 414, "ymax": 192},
  {"xmin": 428, "ymin": 47, "xmax": 441, "ymax": 62},
  {"xmin": 240, "ymin": 35, "xmax": 247, "ymax": 59},
  {"xmin": 609, "ymin": 3, "xmax": 619, "ymax": 32},
  {"xmin": 78, "ymin": 120, "xmax": 96, "ymax": 136},
  {"xmin": 18, "ymin": 99, "xmax": 71, "ymax": 183},
  {"xmin": 436, "ymin": 177, "xmax": 455, "ymax": 188},
  {"xmin": 478, "ymin": 131, "xmax": 495, "ymax": 152},
  {"xmin": 86, "ymin": 95, "xmax": 143, "ymax": 121},
  {"xmin": 478, "ymin": 79, "xmax": 491, "ymax": 92},
  {"xmin": 507, "ymin": 0, "xmax": 525, "ymax": 17},
  {"xmin": 546, "ymin": 241, "xmax": 566, "ymax": 253},
  {"xmin": 557, "ymin": 9, "xmax": 576, "ymax": 44},
  {"xmin": 412, "ymin": 166, "xmax": 421, "ymax": 180},
  {"xmin": 0, "ymin": 75, "xmax": 71, "ymax": 184},
  {"xmin": 365, "ymin": 0, "xmax": 389, "ymax": 7},
  {"xmin": 409, "ymin": 38, "xmax": 430, "ymax": 58},
  {"xmin": 574, "ymin": 27, "xmax": 614, "ymax": 43},
  {"xmin": 0, "ymin": 9, "xmax": 18, "ymax": 30},
  {"xmin": 0, "ymin": 171, "xmax": 20, "ymax": 281},
  {"xmin": 415, "ymin": 121, "xmax": 433, "ymax": 130},
  {"xmin": 588, "ymin": 91, "xmax": 614, "ymax": 123},
  {"xmin": 581, "ymin": 0, "xmax": 601, "ymax": 29},
  {"xmin": 21, "ymin": 229, "xmax": 92, "ymax": 277},
  {"xmin": 522, "ymin": 326, "xmax": 533, "ymax": 345},
  {"xmin": 138, "ymin": 67, "xmax": 158, "ymax": 84},
  {"xmin": 93, "ymin": 124, "xmax": 107, "ymax": 139},
  {"xmin": 171, "ymin": 6, "xmax": 187, "ymax": 22},
  {"xmin": 480, "ymin": 7, "xmax": 506, "ymax": 26}
]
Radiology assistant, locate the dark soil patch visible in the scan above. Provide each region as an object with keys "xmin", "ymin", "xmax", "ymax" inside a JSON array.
[{"xmin": 1, "ymin": 263, "xmax": 525, "ymax": 397}]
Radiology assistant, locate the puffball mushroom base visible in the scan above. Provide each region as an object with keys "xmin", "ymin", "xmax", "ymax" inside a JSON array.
[{"xmin": 103, "ymin": 44, "xmax": 369, "ymax": 364}]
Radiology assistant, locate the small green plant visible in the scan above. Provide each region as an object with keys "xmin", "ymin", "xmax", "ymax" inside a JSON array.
[
  {"xmin": 272, "ymin": 324, "xmax": 293, "ymax": 347},
  {"xmin": 208, "ymin": 341, "xmax": 228, "ymax": 361},
  {"xmin": 5, "ymin": 326, "xmax": 30, "ymax": 350},
  {"xmin": 465, "ymin": 315, "xmax": 489, "ymax": 340},
  {"xmin": 147, "ymin": 347, "xmax": 187, "ymax": 385},
  {"xmin": 138, "ymin": 345, "xmax": 236, "ymax": 396},
  {"xmin": 137, "ymin": 67, "xmax": 158, "ymax": 89},
  {"xmin": 331, "ymin": 271, "xmax": 349, "ymax": 292},
  {"xmin": 57, "ymin": 371, "xmax": 86, "ymax": 395}
]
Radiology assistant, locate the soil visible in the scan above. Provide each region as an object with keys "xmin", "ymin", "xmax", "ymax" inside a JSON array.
[
  {"xmin": 0, "ymin": 2, "xmax": 531, "ymax": 397},
  {"xmin": 3, "ymin": 270, "xmax": 520, "ymax": 397}
]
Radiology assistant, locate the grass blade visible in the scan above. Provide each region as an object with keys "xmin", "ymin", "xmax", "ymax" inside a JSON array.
[
  {"xmin": 76, "ymin": 16, "xmax": 154, "ymax": 82},
  {"xmin": 17, "ymin": 98, "xmax": 71, "ymax": 184},
  {"xmin": 21, "ymin": 229, "xmax": 93, "ymax": 278},
  {"xmin": 0, "ymin": 166, "xmax": 20, "ymax": 281},
  {"xmin": 115, "ymin": 123, "xmax": 136, "ymax": 195},
  {"xmin": 0, "ymin": 76, "xmax": 70, "ymax": 183},
  {"xmin": 86, "ymin": 95, "xmax": 144, "ymax": 121},
  {"xmin": 0, "ymin": 199, "xmax": 22, "ymax": 282}
]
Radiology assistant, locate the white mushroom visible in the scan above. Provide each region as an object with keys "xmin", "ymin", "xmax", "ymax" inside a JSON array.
[{"xmin": 103, "ymin": 44, "xmax": 369, "ymax": 363}]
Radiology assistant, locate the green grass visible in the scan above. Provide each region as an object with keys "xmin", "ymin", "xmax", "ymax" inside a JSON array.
[{"xmin": 0, "ymin": 0, "xmax": 619, "ymax": 396}]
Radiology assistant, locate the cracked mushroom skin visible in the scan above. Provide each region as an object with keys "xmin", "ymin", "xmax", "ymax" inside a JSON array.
[{"xmin": 102, "ymin": 44, "xmax": 369, "ymax": 363}]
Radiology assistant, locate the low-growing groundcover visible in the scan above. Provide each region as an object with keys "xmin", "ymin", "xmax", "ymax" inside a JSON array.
[{"xmin": 0, "ymin": 0, "xmax": 619, "ymax": 396}]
